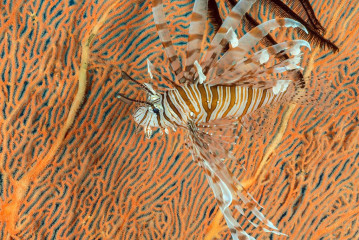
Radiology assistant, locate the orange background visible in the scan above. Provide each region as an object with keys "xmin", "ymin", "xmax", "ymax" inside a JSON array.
[{"xmin": 0, "ymin": 0, "xmax": 358, "ymax": 239}]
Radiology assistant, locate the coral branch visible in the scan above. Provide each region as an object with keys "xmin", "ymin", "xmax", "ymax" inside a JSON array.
[
  {"xmin": 24, "ymin": 2, "xmax": 118, "ymax": 182},
  {"xmin": 0, "ymin": 1, "xmax": 119, "ymax": 235}
]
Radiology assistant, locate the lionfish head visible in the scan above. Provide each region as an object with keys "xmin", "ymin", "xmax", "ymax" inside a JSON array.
[
  {"xmin": 117, "ymin": 63, "xmax": 171, "ymax": 138},
  {"xmin": 132, "ymin": 83, "xmax": 165, "ymax": 137}
]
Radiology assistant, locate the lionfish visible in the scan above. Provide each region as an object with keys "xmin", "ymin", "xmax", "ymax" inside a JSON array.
[{"xmin": 118, "ymin": 0, "xmax": 337, "ymax": 239}]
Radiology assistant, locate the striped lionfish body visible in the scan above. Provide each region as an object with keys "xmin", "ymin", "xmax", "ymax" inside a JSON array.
[
  {"xmin": 139, "ymin": 83, "xmax": 288, "ymax": 129},
  {"xmin": 118, "ymin": 0, "xmax": 336, "ymax": 239}
]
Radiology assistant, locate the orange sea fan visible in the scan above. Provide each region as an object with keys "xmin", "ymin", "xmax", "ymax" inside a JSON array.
[{"xmin": 0, "ymin": 0, "xmax": 358, "ymax": 240}]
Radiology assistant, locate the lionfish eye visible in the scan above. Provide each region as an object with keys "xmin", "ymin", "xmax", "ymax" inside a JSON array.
[{"xmin": 153, "ymin": 108, "xmax": 160, "ymax": 114}]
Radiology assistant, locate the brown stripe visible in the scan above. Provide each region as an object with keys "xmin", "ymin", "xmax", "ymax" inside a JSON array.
[
  {"xmin": 156, "ymin": 111, "xmax": 162, "ymax": 128},
  {"xmin": 152, "ymin": 0, "xmax": 162, "ymax": 7},
  {"xmin": 156, "ymin": 23, "xmax": 167, "ymax": 30},
  {"xmin": 203, "ymin": 52, "xmax": 218, "ymax": 75},
  {"xmin": 202, "ymin": 66, "xmax": 210, "ymax": 76},
  {"xmin": 235, "ymin": 225, "xmax": 244, "ymax": 232},
  {"xmin": 277, "ymin": 18, "xmax": 286, "ymax": 27},
  {"xmin": 191, "ymin": 12, "xmax": 203, "ymax": 21},
  {"xmin": 232, "ymin": 47, "xmax": 244, "ymax": 52},
  {"xmin": 161, "ymin": 95, "xmax": 173, "ymax": 125},
  {"xmin": 267, "ymin": 46, "xmax": 276, "ymax": 55},
  {"xmin": 166, "ymin": 93, "xmax": 182, "ymax": 121},
  {"xmin": 252, "ymin": 89, "xmax": 259, "ymax": 110},
  {"xmin": 238, "ymin": 234, "xmax": 248, "ymax": 240},
  {"xmin": 197, "ymin": 84, "xmax": 210, "ymax": 115},
  {"xmin": 162, "ymin": 41, "xmax": 173, "ymax": 48},
  {"xmin": 174, "ymin": 68, "xmax": 182, "ymax": 75},
  {"xmin": 186, "ymin": 49, "xmax": 197, "ymax": 59},
  {"xmin": 212, "ymin": 175, "xmax": 220, "ymax": 183},
  {"xmin": 250, "ymin": 26, "xmax": 264, "ymax": 38},
  {"xmin": 168, "ymin": 55, "xmax": 178, "ymax": 62},
  {"xmin": 217, "ymin": 197, "xmax": 224, "ymax": 206},
  {"xmin": 245, "ymin": 202, "xmax": 255, "ymax": 211},
  {"xmin": 244, "ymin": 58, "xmax": 253, "ymax": 64},
  {"xmin": 214, "ymin": 87, "xmax": 227, "ymax": 119},
  {"xmin": 222, "ymin": 86, "xmax": 237, "ymax": 118},
  {"xmin": 288, "ymin": 41, "xmax": 296, "ymax": 47},
  {"xmin": 138, "ymin": 110, "xmax": 148, "ymax": 125},
  {"xmin": 217, "ymin": 27, "xmax": 228, "ymax": 34},
  {"xmin": 229, "ymin": 11, "xmax": 243, "ymax": 21},
  {"xmin": 185, "ymin": 65, "xmax": 193, "ymax": 71},
  {"xmin": 206, "ymin": 85, "xmax": 219, "ymax": 122},
  {"xmin": 238, "ymin": 87, "xmax": 244, "ymax": 116},
  {"xmin": 176, "ymin": 86, "xmax": 198, "ymax": 115},
  {"xmin": 242, "ymin": 87, "xmax": 253, "ymax": 116},
  {"xmin": 203, "ymin": 167, "xmax": 211, "ymax": 176},
  {"xmin": 188, "ymin": 33, "xmax": 203, "ymax": 42},
  {"xmin": 219, "ymin": 38, "xmax": 228, "ymax": 46},
  {"xmin": 266, "ymin": 68, "xmax": 274, "ymax": 74}
]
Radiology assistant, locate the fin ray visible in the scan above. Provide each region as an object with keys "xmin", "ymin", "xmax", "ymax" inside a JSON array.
[
  {"xmin": 152, "ymin": 0, "xmax": 184, "ymax": 81},
  {"xmin": 184, "ymin": 0, "xmax": 209, "ymax": 82},
  {"xmin": 186, "ymin": 122, "xmax": 287, "ymax": 239},
  {"xmin": 209, "ymin": 40, "xmax": 310, "ymax": 88},
  {"xmin": 216, "ymin": 18, "xmax": 307, "ymax": 69},
  {"xmin": 200, "ymin": 0, "xmax": 257, "ymax": 77}
]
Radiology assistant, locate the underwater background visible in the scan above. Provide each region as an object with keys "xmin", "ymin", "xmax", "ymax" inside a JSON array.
[{"xmin": 0, "ymin": 0, "xmax": 358, "ymax": 239}]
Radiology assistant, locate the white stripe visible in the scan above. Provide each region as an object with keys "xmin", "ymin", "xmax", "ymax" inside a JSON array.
[
  {"xmin": 210, "ymin": 86, "xmax": 222, "ymax": 121},
  {"xmin": 252, "ymin": 89, "xmax": 262, "ymax": 112},
  {"xmin": 218, "ymin": 87, "xmax": 231, "ymax": 118},
  {"xmin": 163, "ymin": 94, "xmax": 183, "ymax": 125},
  {"xmin": 172, "ymin": 89, "xmax": 192, "ymax": 121},
  {"xmin": 233, "ymin": 87, "xmax": 247, "ymax": 117},
  {"xmin": 183, "ymin": 85, "xmax": 200, "ymax": 113},
  {"xmin": 230, "ymin": 86, "xmax": 241, "ymax": 116},
  {"xmin": 261, "ymin": 90, "xmax": 271, "ymax": 107},
  {"xmin": 192, "ymin": 84, "xmax": 207, "ymax": 123}
]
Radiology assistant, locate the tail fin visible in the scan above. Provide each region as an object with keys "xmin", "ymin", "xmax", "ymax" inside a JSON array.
[{"xmin": 276, "ymin": 72, "xmax": 333, "ymax": 109}]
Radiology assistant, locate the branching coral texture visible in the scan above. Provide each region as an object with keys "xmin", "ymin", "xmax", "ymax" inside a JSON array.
[{"xmin": 0, "ymin": 0, "xmax": 358, "ymax": 239}]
